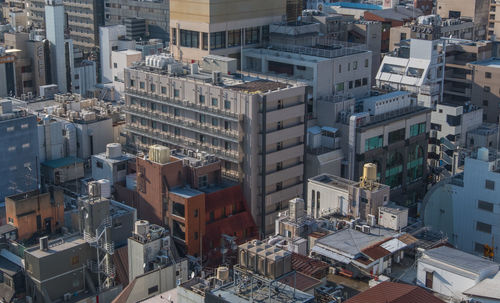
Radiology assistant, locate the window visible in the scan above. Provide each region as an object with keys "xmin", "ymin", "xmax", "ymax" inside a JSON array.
[
  {"xmin": 210, "ymin": 31, "xmax": 226, "ymax": 49},
  {"xmin": 21, "ymin": 123, "xmax": 28, "ymax": 129},
  {"xmin": 199, "ymin": 134, "xmax": 206, "ymax": 143},
  {"xmin": 228, "ymin": 29, "xmax": 241, "ymax": 47},
  {"xmin": 174, "ymin": 128, "xmax": 180, "ymax": 136},
  {"xmin": 276, "ymin": 162, "xmax": 282, "ymax": 171},
  {"xmin": 483, "ymin": 100, "xmax": 489, "ymax": 106},
  {"xmin": 6, "ymin": 126, "xmax": 14, "ymax": 132},
  {"xmin": 199, "ymin": 95, "xmax": 205, "ymax": 104},
  {"xmin": 338, "ymin": 64, "xmax": 342, "ymax": 73},
  {"xmin": 174, "ymin": 89, "xmax": 180, "ymax": 98},
  {"xmin": 130, "ymin": 79, "xmax": 135, "ymax": 87},
  {"xmin": 365, "ymin": 135, "xmax": 383, "ymax": 151},
  {"xmin": 277, "ymin": 100, "xmax": 283, "ymax": 109},
  {"xmin": 139, "ymin": 81, "xmax": 145, "ymax": 89},
  {"xmin": 388, "ymin": 128, "xmax": 405, "ymax": 144},
  {"xmin": 199, "ymin": 175, "xmax": 208, "ymax": 188},
  {"xmin": 162, "ymin": 124, "xmax": 168, "ymax": 132},
  {"xmin": 209, "ymin": 211, "xmax": 215, "ymax": 222},
  {"xmin": 245, "ymin": 27, "xmax": 260, "ymax": 44},
  {"xmin": 212, "ymin": 138, "xmax": 218, "ymax": 146},
  {"xmin": 199, "ymin": 114, "xmax": 206, "ymax": 123},
  {"xmin": 202, "ymin": 32, "xmax": 208, "ymax": 50},
  {"xmin": 276, "ymin": 182, "xmax": 283, "ymax": 191},
  {"xmin": 475, "ymin": 242, "xmax": 485, "ymax": 254},
  {"xmin": 113, "ymin": 63, "xmax": 117, "ymax": 68},
  {"xmin": 117, "ymin": 163, "xmax": 126, "ymax": 171},
  {"xmin": 425, "ymin": 271, "xmax": 433, "ymax": 289},
  {"xmin": 277, "ymin": 142, "xmax": 283, "ymax": 150},
  {"xmin": 486, "ymin": 72, "xmax": 492, "ymax": 79},
  {"xmin": 22, "ymin": 143, "xmax": 30, "ymax": 149},
  {"xmin": 355, "ymin": 79, "xmax": 361, "ymax": 87},
  {"xmin": 194, "ymin": 232, "xmax": 198, "ymax": 240},
  {"xmin": 148, "ymin": 286, "xmax": 158, "ymax": 295},
  {"xmin": 174, "ymin": 108, "xmax": 180, "ymax": 117},
  {"xmin": 224, "ymin": 121, "xmax": 230, "ymax": 130},
  {"xmin": 150, "ymin": 84, "xmax": 156, "ymax": 92},
  {"xmin": 162, "ymin": 105, "xmax": 168, "ymax": 113},
  {"xmin": 336, "ymin": 82, "xmax": 344, "ymax": 92},
  {"xmin": 410, "ymin": 122, "xmax": 426, "ymax": 137},
  {"xmin": 277, "ymin": 121, "xmax": 283, "ymax": 130},
  {"xmin": 485, "ymin": 86, "xmax": 491, "ymax": 92},
  {"xmin": 478, "ymin": 200, "xmax": 494, "ymax": 212},
  {"xmin": 353, "ymin": 61, "xmax": 358, "ymax": 70},
  {"xmin": 349, "ymin": 81, "xmax": 353, "ymax": 89},
  {"xmin": 365, "ymin": 59, "xmax": 369, "ymax": 68},
  {"xmin": 212, "ymin": 98, "xmax": 218, "ymax": 106},
  {"xmin": 224, "ymin": 100, "xmax": 231, "ymax": 110},
  {"xmin": 476, "ymin": 221, "xmax": 492, "ymax": 234},
  {"xmin": 172, "ymin": 29, "xmax": 177, "ymax": 45},
  {"xmin": 485, "ymin": 179, "xmax": 495, "ymax": 190},
  {"xmin": 180, "ymin": 30, "xmax": 199, "ymax": 48},
  {"xmin": 212, "ymin": 118, "xmax": 218, "ymax": 126},
  {"xmin": 161, "ymin": 86, "xmax": 167, "ymax": 94},
  {"xmin": 225, "ymin": 141, "xmax": 231, "ymax": 150},
  {"xmin": 96, "ymin": 161, "xmax": 103, "ymax": 168},
  {"xmin": 262, "ymin": 25, "xmax": 270, "ymax": 42},
  {"xmin": 362, "ymin": 78, "xmax": 368, "ymax": 86}
]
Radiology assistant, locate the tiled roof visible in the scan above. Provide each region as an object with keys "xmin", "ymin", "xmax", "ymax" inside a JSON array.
[
  {"xmin": 345, "ymin": 282, "xmax": 445, "ymax": 303},
  {"xmin": 291, "ymin": 253, "xmax": 329, "ymax": 280}
]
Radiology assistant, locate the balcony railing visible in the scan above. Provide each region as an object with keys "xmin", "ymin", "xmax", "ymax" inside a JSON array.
[
  {"xmin": 126, "ymin": 125, "xmax": 240, "ymax": 163},
  {"xmin": 126, "ymin": 90, "xmax": 240, "ymax": 121},
  {"xmin": 125, "ymin": 105, "xmax": 240, "ymax": 142}
]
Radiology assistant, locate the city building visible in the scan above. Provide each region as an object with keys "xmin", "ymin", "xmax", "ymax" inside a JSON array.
[
  {"xmin": 307, "ymin": 168, "xmax": 390, "ymax": 220},
  {"xmin": 389, "ymin": 19, "xmax": 477, "ymax": 52},
  {"xmin": 111, "ymin": 49, "xmax": 142, "ymax": 98},
  {"xmin": 44, "ymin": 0, "xmax": 72, "ymax": 93},
  {"xmin": 5, "ymin": 189, "xmax": 64, "ymax": 241},
  {"xmin": 0, "ymin": 253, "xmax": 25, "ymax": 303},
  {"xmin": 423, "ymin": 148, "xmax": 500, "ymax": 262},
  {"xmin": 489, "ymin": 0, "xmax": 500, "ymax": 40},
  {"xmin": 41, "ymin": 156, "xmax": 85, "ymax": 185},
  {"xmin": 417, "ymin": 246, "xmax": 499, "ymax": 301},
  {"xmin": 124, "ymin": 54, "xmax": 307, "ymax": 235},
  {"xmin": 345, "ymin": 281, "xmax": 445, "ymax": 303},
  {"xmin": 443, "ymin": 40, "xmax": 492, "ymax": 106},
  {"xmin": 428, "ymin": 102, "xmax": 483, "ymax": 174},
  {"xmin": 436, "ymin": 0, "xmax": 489, "ymax": 40},
  {"xmin": 0, "ymin": 47, "xmax": 16, "ymax": 97},
  {"xmin": 91, "ymin": 143, "xmax": 135, "ymax": 186},
  {"xmin": 169, "ymin": 0, "xmax": 286, "ymax": 63},
  {"xmin": 343, "ymin": 92, "xmax": 431, "ymax": 212},
  {"xmin": 364, "ymin": 6, "xmax": 423, "ymax": 52},
  {"xmin": 104, "ymin": 0, "xmax": 169, "ymax": 42},
  {"xmin": 116, "ymin": 146, "xmax": 258, "ymax": 257},
  {"xmin": 3, "ymin": 32, "xmax": 35, "ymax": 98},
  {"xmin": 310, "ymin": 227, "xmax": 417, "ymax": 278},
  {"xmin": 27, "ymin": 0, "xmax": 104, "ymax": 51},
  {"xmin": 0, "ymin": 100, "xmax": 39, "ymax": 202},
  {"xmin": 376, "ymin": 16, "xmax": 445, "ymax": 108},
  {"xmin": 99, "ymin": 25, "xmax": 136, "ymax": 84},
  {"xmin": 468, "ymin": 57, "xmax": 500, "ymax": 123},
  {"xmin": 242, "ymin": 24, "xmax": 372, "ymax": 118},
  {"xmin": 72, "ymin": 57, "xmax": 97, "ymax": 97}
]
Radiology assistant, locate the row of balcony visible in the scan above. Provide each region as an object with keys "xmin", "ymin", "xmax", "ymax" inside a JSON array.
[
  {"xmin": 125, "ymin": 105, "xmax": 241, "ymax": 143},
  {"xmin": 126, "ymin": 90, "xmax": 240, "ymax": 121},
  {"xmin": 127, "ymin": 125, "xmax": 241, "ymax": 163}
]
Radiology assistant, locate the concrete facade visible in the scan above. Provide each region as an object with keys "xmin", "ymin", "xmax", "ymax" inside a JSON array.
[
  {"xmin": 436, "ymin": 0, "xmax": 489, "ymax": 40},
  {"xmin": 468, "ymin": 58, "xmax": 500, "ymax": 123},
  {"xmin": 124, "ymin": 56, "xmax": 306, "ymax": 235}
]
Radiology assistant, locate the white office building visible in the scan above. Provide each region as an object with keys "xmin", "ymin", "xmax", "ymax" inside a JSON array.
[{"xmin": 423, "ymin": 148, "xmax": 500, "ymax": 262}]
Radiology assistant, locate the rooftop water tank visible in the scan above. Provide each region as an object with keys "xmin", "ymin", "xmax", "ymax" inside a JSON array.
[
  {"xmin": 478, "ymin": 147, "xmax": 489, "ymax": 162},
  {"xmin": 98, "ymin": 179, "xmax": 111, "ymax": 198},
  {"xmin": 106, "ymin": 143, "xmax": 122, "ymax": 159}
]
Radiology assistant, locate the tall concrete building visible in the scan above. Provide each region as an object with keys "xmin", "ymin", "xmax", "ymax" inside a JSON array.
[
  {"xmin": 44, "ymin": 0, "xmax": 69, "ymax": 93},
  {"xmin": 169, "ymin": 0, "xmax": 286, "ymax": 63},
  {"xmin": 0, "ymin": 100, "xmax": 39, "ymax": 202},
  {"xmin": 124, "ymin": 54, "xmax": 306, "ymax": 235},
  {"xmin": 468, "ymin": 58, "xmax": 500, "ymax": 123}
]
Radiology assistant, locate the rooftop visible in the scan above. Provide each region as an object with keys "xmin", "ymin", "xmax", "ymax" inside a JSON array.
[
  {"xmin": 229, "ymin": 80, "xmax": 288, "ymax": 93},
  {"xmin": 345, "ymin": 281, "xmax": 444, "ymax": 303},
  {"xmin": 328, "ymin": 2, "xmax": 381, "ymax": 10},
  {"xmin": 315, "ymin": 228, "xmax": 396, "ymax": 259},
  {"xmin": 421, "ymin": 246, "xmax": 499, "ymax": 279},
  {"xmin": 470, "ymin": 57, "xmax": 500, "ymax": 68},
  {"xmin": 360, "ymin": 91, "xmax": 410, "ymax": 104},
  {"xmin": 170, "ymin": 186, "xmax": 204, "ymax": 199},
  {"xmin": 309, "ymin": 174, "xmax": 359, "ymax": 191},
  {"xmin": 93, "ymin": 152, "xmax": 134, "ymax": 164},
  {"xmin": 26, "ymin": 235, "xmax": 87, "ymax": 258},
  {"xmin": 41, "ymin": 156, "xmax": 85, "ymax": 169},
  {"xmin": 464, "ymin": 271, "xmax": 500, "ymax": 300}
]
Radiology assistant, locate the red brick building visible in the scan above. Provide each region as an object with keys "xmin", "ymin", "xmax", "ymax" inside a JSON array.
[{"xmin": 115, "ymin": 149, "xmax": 257, "ymax": 258}]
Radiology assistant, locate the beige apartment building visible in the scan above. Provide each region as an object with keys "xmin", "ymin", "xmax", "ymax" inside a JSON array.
[
  {"xmin": 436, "ymin": 0, "xmax": 489, "ymax": 40},
  {"xmin": 169, "ymin": 0, "xmax": 286, "ymax": 63},
  {"xmin": 124, "ymin": 54, "xmax": 306, "ymax": 236},
  {"xmin": 489, "ymin": 0, "xmax": 500, "ymax": 40},
  {"xmin": 468, "ymin": 58, "xmax": 500, "ymax": 123}
]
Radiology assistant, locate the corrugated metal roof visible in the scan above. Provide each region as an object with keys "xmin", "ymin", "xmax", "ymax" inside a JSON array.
[{"xmin": 380, "ymin": 238, "xmax": 406, "ymax": 253}]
